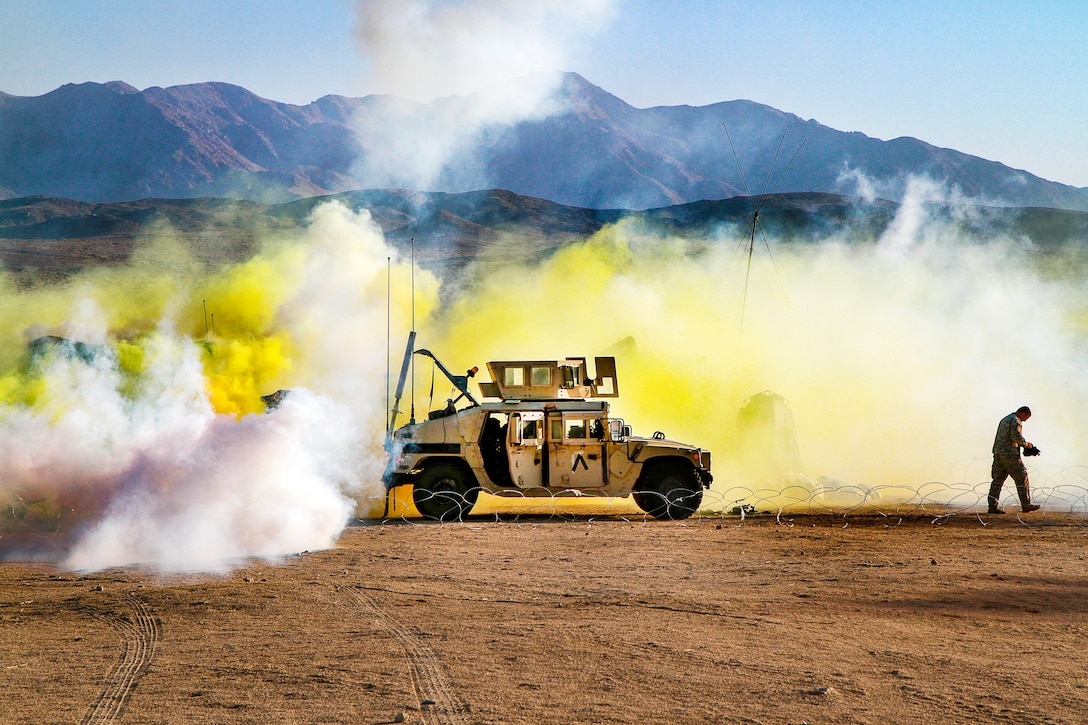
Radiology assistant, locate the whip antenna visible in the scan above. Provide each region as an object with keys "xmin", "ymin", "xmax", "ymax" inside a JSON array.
[
  {"xmin": 410, "ymin": 237, "xmax": 416, "ymax": 425},
  {"xmin": 384, "ymin": 256, "xmax": 393, "ymax": 516},
  {"xmin": 722, "ymin": 122, "xmax": 806, "ymax": 333},
  {"xmin": 386, "ymin": 242, "xmax": 419, "ymax": 437},
  {"xmin": 722, "ymin": 121, "xmax": 754, "ymax": 200}
]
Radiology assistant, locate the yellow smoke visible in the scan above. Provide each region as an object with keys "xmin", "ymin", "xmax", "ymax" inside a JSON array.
[
  {"xmin": 0, "ymin": 200, "xmax": 427, "ymax": 433},
  {"xmin": 0, "ymin": 201, "xmax": 424, "ymax": 567},
  {"xmin": 0, "ymin": 236, "xmax": 309, "ymax": 418},
  {"xmin": 5, "ymin": 194, "xmax": 1088, "ymax": 531},
  {"xmin": 412, "ymin": 214, "xmax": 1088, "ymax": 505},
  {"xmin": 201, "ymin": 336, "xmax": 293, "ymax": 416},
  {"xmin": 189, "ymin": 249, "xmax": 306, "ymax": 415},
  {"xmin": 0, "ymin": 369, "xmax": 45, "ymax": 408},
  {"xmin": 424, "ymin": 220, "xmax": 747, "ymax": 450}
]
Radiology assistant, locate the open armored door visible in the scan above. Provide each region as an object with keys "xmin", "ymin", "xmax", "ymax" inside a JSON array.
[
  {"xmin": 591, "ymin": 357, "xmax": 619, "ymax": 398},
  {"xmin": 507, "ymin": 411, "xmax": 544, "ymax": 489}
]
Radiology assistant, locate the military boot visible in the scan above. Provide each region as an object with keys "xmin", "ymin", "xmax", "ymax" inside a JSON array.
[
  {"xmin": 1015, "ymin": 482, "xmax": 1040, "ymax": 512},
  {"xmin": 987, "ymin": 481, "xmax": 1006, "ymax": 514}
]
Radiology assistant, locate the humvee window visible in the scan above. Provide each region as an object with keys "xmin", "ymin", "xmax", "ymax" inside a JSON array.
[
  {"xmin": 509, "ymin": 411, "xmax": 543, "ymax": 444},
  {"xmin": 531, "ymin": 366, "xmax": 551, "ymax": 386},
  {"xmin": 567, "ymin": 420, "xmax": 587, "ymax": 439},
  {"xmin": 504, "ymin": 367, "xmax": 524, "ymax": 387},
  {"xmin": 550, "ymin": 419, "xmax": 563, "ymax": 440}
]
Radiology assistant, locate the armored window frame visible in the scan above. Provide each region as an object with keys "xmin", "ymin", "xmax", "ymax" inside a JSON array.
[
  {"xmin": 530, "ymin": 365, "xmax": 551, "ymax": 387},
  {"xmin": 503, "ymin": 366, "xmax": 525, "ymax": 387}
]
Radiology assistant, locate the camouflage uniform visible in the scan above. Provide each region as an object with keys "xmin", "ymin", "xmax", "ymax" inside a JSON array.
[{"xmin": 988, "ymin": 412, "xmax": 1031, "ymax": 511}]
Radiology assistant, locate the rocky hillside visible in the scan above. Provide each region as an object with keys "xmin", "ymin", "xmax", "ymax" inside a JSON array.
[
  {"xmin": 3, "ymin": 190, "xmax": 1086, "ymax": 282},
  {"xmin": 2, "ymin": 74, "xmax": 1086, "ymax": 211}
]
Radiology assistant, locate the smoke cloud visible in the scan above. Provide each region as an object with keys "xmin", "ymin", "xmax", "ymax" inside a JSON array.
[
  {"xmin": 4, "ymin": 180, "xmax": 1088, "ymax": 572},
  {"xmin": 0, "ymin": 202, "xmax": 428, "ymax": 572},
  {"xmin": 414, "ymin": 180, "xmax": 1088, "ymax": 510},
  {"xmin": 350, "ymin": 0, "xmax": 615, "ymax": 191},
  {"xmin": 354, "ymin": 0, "xmax": 614, "ymax": 101}
]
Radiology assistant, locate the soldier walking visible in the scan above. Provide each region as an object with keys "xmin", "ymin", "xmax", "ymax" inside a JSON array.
[{"xmin": 988, "ymin": 406, "xmax": 1042, "ymax": 514}]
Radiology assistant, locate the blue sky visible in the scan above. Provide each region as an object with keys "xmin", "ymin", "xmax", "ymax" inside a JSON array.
[{"xmin": 1, "ymin": 0, "xmax": 1085, "ymax": 187}]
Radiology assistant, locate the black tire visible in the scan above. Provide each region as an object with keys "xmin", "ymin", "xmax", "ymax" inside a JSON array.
[
  {"xmin": 632, "ymin": 489, "xmax": 656, "ymax": 514},
  {"xmin": 635, "ymin": 461, "xmax": 702, "ymax": 520},
  {"xmin": 412, "ymin": 463, "xmax": 478, "ymax": 521}
]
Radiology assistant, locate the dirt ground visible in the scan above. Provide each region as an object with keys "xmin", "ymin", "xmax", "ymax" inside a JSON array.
[{"xmin": 2, "ymin": 513, "xmax": 1087, "ymax": 725}]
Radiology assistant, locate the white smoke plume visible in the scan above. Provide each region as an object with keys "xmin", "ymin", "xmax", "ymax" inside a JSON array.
[
  {"xmin": 351, "ymin": 0, "xmax": 615, "ymax": 190},
  {"xmin": 6, "ymin": 176, "xmax": 1086, "ymax": 572},
  {"xmin": 65, "ymin": 369, "xmax": 358, "ymax": 573},
  {"xmin": 354, "ymin": 0, "xmax": 614, "ymax": 101},
  {"xmin": 0, "ymin": 202, "xmax": 419, "ymax": 572}
]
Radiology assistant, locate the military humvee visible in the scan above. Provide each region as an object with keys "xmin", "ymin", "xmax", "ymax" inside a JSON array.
[{"xmin": 383, "ymin": 347, "xmax": 712, "ymax": 520}]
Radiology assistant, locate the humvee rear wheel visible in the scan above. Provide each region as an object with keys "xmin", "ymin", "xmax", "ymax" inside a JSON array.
[
  {"xmin": 636, "ymin": 461, "xmax": 702, "ymax": 520},
  {"xmin": 413, "ymin": 463, "xmax": 478, "ymax": 521}
]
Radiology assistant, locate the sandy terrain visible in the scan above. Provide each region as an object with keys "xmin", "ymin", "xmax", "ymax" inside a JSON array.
[{"xmin": 2, "ymin": 513, "xmax": 1087, "ymax": 725}]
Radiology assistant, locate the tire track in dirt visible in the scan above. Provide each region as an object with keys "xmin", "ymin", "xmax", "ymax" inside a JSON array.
[
  {"xmin": 335, "ymin": 583, "xmax": 470, "ymax": 725},
  {"xmin": 80, "ymin": 595, "xmax": 160, "ymax": 725}
]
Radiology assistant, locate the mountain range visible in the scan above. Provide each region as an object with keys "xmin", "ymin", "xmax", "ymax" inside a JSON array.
[
  {"xmin": 2, "ymin": 73, "xmax": 1086, "ymax": 212},
  {"xmin": 4, "ymin": 189, "xmax": 1086, "ymax": 284}
]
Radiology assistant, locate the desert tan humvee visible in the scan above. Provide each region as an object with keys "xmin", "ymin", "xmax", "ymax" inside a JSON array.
[{"xmin": 383, "ymin": 347, "xmax": 712, "ymax": 520}]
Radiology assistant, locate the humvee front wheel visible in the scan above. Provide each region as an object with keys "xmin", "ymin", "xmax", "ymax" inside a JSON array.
[
  {"xmin": 635, "ymin": 461, "xmax": 702, "ymax": 520},
  {"xmin": 413, "ymin": 463, "xmax": 478, "ymax": 521}
]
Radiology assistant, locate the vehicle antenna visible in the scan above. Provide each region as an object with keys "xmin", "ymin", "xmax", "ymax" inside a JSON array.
[
  {"xmin": 203, "ymin": 299, "xmax": 209, "ymax": 337},
  {"xmin": 409, "ymin": 237, "xmax": 416, "ymax": 425},
  {"xmin": 722, "ymin": 122, "xmax": 807, "ymax": 333},
  {"xmin": 387, "ymin": 242, "xmax": 418, "ymax": 438},
  {"xmin": 386, "ymin": 256, "xmax": 391, "ymax": 438},
  {"xmin": 384, "ymin": 255, "xmax": 395, "ymax": 517}
]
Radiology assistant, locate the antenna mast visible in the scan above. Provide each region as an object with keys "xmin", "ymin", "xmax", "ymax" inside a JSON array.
[
  {"xmin": 722, "ymin": 122, "xmax": 807, "ymax": 333},
  {"xmin": 410, "ymin": 237, "xmax": 416, "ymax": 425},
  {"xmin": 387, "ymin": 241, "xmax": 419, "ymax": 438},
  {"xmin": 389, "ymin": 253, "xmax": 393, "ymax": 435}
]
